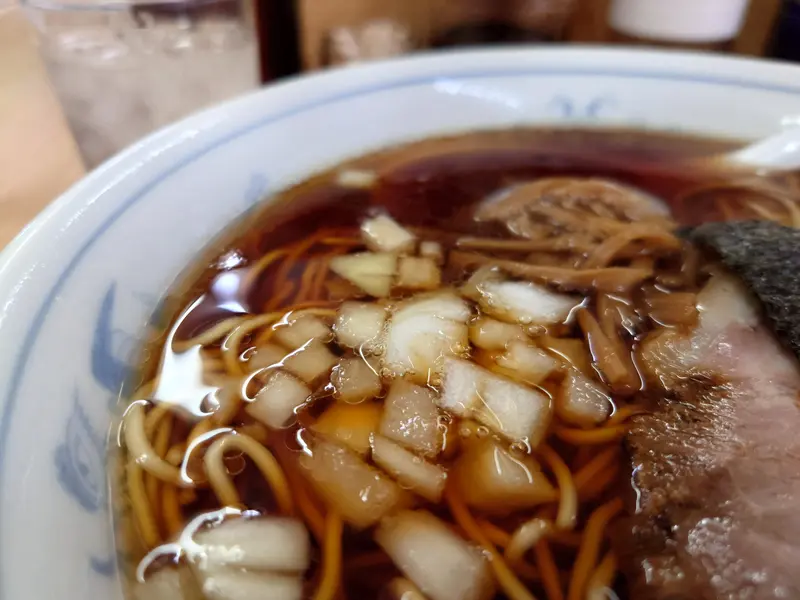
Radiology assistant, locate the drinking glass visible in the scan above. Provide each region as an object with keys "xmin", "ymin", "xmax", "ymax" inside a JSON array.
[{"xmin": 23, "ymin": 0, "xmax": 260, "ymax": 168}]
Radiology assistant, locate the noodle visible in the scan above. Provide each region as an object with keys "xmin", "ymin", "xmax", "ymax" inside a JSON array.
[
  {"xmin": 172, "ymin": 316, "xmax": 247, "ymax": 353},
  {"xmin": 445, "ymin": 488, "xmax": 540, "ymax": 600},
  {"xmin": 539, "ymin": 446, "xmax": 577, "ymax": 531},
  {"xmin": 221, "ymin": 312, "xmax": 283, "ymax": 375},
  {"xmin": 553, "ymin": 424, "xmax": 628, "ymax": 445},
  {"xmin": 203, "ymin": 433, "xmax": 293, "ymax": 514},
  {"xmin": 312, "ymin": 512, "xmax": 343, "ymax": 600},
  {"xmin": 534, "ymin": 541, "xmax": 565, "ymax": 600},
  {"xmin": 123, "ymin": 402, "xmax": 189, "ymax": 487},
  {"xmin": 586, "ymin": 552, "xmax": 617, "ymax": 600},
  {"xmin": 567, "ymin": 498, "xmax": 623, "ymax": 600},
  {"xmin": 128, "ymin": 462, "xmax": 161, "ymax": 548},
  {"xmin": 505, "ymin": 518, "xmax": 552, "ymax": 564},
  {"xmin": 161, "ymin": 484, "xmax": 183, "ymax": 538},
  {"xmin": 573, "ymin": 447, "xmax": 619, "ymax": 493}
]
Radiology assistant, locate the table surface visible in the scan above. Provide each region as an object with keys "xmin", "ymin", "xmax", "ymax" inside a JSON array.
[{"xmin": 0, "ymin": 6, "xmax": 84, "ymax": 249}]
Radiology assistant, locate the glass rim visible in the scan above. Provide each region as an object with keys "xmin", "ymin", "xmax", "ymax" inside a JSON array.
[{"xmin": 21, "ymin": 0, "xmax": 238, "ymax": 12}]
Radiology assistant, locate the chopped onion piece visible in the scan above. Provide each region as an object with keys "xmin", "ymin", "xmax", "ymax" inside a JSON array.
[
  {"xmin": 371, "ymin": 435, "xmax": 447, "ymax": 502},
  {"xmin": 300, "ymin": 438, "xmax": 409, "ymax": 528},
  {"xmin": 330, "ymin": 357, "xmax": 382, "ymax": 403},
  {"xmin": 496, "ymin": 341, "xmax": 559, "ymax": 385},
  {"xmin": 273, "ymin": 315, "xmax": 331, "ymax": 350},
  {"xmin": 282, "ymin": 340, "xmax": 338, "ymax": 384},
  {"xmin": 383, "ymin": 292, "xmax": 470, "ymax": 380},
  {"xmin": 376, "ymin": 510, "xmax": 495, "ymax": 600},
  {"xmin": 454, "ymin": 439, "xmax": 557, "ymax": 513},
  {"xmin": 477, "ymin": 280, "xmax": 578, "ymax": 326},
  {"xmin": 419, "ymin": 241, "xmax": 444, "ymax": 264},
  {"xmin": 385, "ymin": 578, "xmax": 429, "ymax": 600},
  {"xmin": 334, "ymin": 301, "xmax": 387, "ymax": 353},
  {"xmin": 439, "ymin": 358, "xmax": 552, "ymax": 446},
  {"xmin": 246, "ymin": 370, "xmax": 310, "ymax": 428},
  {"xmin": 135, "ymin": 568, "xmax": 191, "ymax": 600},
  {"xmin": 337, "ymin": 168, "xmax": 378, "ymax": 189},
  {"xmin": 312, "ymin": 402, "xmax": 382, "ymax": 456},
  {"xmin": 192, "ymin": 517, "xmax": 310, "ymax": 572},
  {"xmin": 330, "ymin": 252, "xmax": 398, "ymax": 298},
  {"xmin": 380, "ymin": 380, "xmax": 441, "ymax": 457},
  {"xmin": 557, "ymin": 370, "xmax": 612, "ymax": 427},
  {"xmin": 468, "ymin": 316, "xmax": 527, "ymax": 350},
  {"xmin": 438, "ymin": 359, "xmax": 483, "ymax": 417},
  {"xmin": 460, "ymin": 266, "xmax": 502, "ymax": 301},
  {"xmin": 361, "ymin": 214, "xmax": 416, "ymax": 254},
  {"xmin": 199, "ymin": 571, "xmax": 303, "ymax": 600},
  {"xmin": 397, "ymin": 257, "xmax": 442, "ymax": 291},
  {"xmin": 246, "ymin": 343, "xmax": 286, "ymax": 372}
]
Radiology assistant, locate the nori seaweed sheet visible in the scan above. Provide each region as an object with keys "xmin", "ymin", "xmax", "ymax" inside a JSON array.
[{"xmin": 687, "ymin": 220, "xmax": 800, "ymax": 359}]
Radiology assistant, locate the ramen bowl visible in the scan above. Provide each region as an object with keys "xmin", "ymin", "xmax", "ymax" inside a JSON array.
[{"xmin": 1, "ymin": 48, "xmax": 800, "ymax": 600}]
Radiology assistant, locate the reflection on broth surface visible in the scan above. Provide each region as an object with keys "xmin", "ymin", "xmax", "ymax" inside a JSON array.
[{"xmin": 111, "ymin": 129, "xmax": 800, "ymax": 600}]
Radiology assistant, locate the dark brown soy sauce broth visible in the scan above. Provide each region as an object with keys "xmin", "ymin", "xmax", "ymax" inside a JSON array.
[{"xmin": 125, "ymin": 128, "xmax": 740, "ymax": 598}]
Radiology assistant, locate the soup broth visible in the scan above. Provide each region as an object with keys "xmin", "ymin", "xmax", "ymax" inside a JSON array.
[{"xmin": 112, "ymin": 129, "xmax": 800, "ymax": 600}]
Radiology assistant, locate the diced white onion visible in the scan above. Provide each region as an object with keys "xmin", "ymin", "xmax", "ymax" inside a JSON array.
[
  {"xmin": 246, "ymin": 370, "xmax": 311, "ymax": 428},
  {"xmin": 383, "ymin": 292, "xmax": 470, "ymax": 380},
  {"xmin": 300, "ymin": 438, "xmax": 408, "ymax": 528},
  {"xmin": 134, "ymin": 568, "xmax": 189, "ymax": 600},
  {"xmin": 246, "ymin": 343, "xmax": 286, "ymax": 372},
  {"xmin": 376, "ymin": 510, "xmax": 495, "ymax": 600},
  {"xmin": 361, "ymin": 214, "xmax": 416, "ymax": 254},
  {"xmin": 330, "ymin": 357, "xmax": 382, "ymax": 403},
  {"xmin": 419, "ymin": 241, "xmax": 444, "ymax": 264},
  {"xmin": 468, "ymin": 316, "xmax": 527, "ymax": 351},
  {"xmin": 199, "ymin": 570, "xmax": 303, "ymax": 600},
  {"xmin": 556, "ymin": 370, "xmax": 612, "ymax": 427},
  {"xmin": 273, "ymin": 315, "xmax": 331, "ymax": 350},
  {"xmin": 334, "ymin": 301, "xmax": 387, "ymax": 353},
  {"xmin": 282, "ymin": 341, "xmax": 338, "ymax": 384},
  {"xmin": 439, "ymin": 358, "xmax": 552, "ymax": 446},
  {"xmin": 192, "ymin": 517, "xmax": 310, "ymax": 572},
  {"xmin": 453, "ymin": 439, "xmax": 557, "ymax": 513},
  {"xmin": 337, "ymin": 169, "xmax": 378, "ymax": 189},
  {"xmin": 397, "ymin": 256, "xmax": 442, "ymax": 291},
  {"xmin": 330, "ymin": 252, "xmax": 398, "ymax": 298},
  {"xmin": 477, "ymin": 280, "xmax": 578, "ymax": 326},
  {"xmin": 496, "ymin": 341, "xmax": 559, "ymax": 385},
  {"xmin": 380, "ymin": 380, "xmax": 442, "ymax": 457},
  {"xmin": 371, "ymin": 435, "xmax": 447, "ymax": 502}
]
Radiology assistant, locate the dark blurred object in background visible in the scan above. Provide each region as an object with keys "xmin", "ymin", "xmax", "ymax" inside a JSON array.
[
  {"xmin": 256, "ymin": 0, "xmax": 301, "ymax": 80},
  {"xmin": 769, "ymin": 0, "xmax": 800, "ymax": 62},
  {"xmin": 432, "ymin": 0, "xmax": 578, "ymax": 47}
]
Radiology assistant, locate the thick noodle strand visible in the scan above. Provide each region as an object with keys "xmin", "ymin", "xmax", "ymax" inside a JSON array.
[
  {"xmin": 204, "ymin": 433, "xmax": 293, "ymax": 514},
  {"xmin": 567, "ymin": 498, "xmax": 623, "ymax": 600},
  {"xmin": 445, "ymin": 488, "xmax": 540, "ymax": 600},
  {"xmin": 312, "ymin": 512, "xmax": 343, "ymax": 600}
]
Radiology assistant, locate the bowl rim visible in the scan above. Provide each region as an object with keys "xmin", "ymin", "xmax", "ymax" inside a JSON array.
[{"xmin": 2, "ymin": 46, "xmax": 800, "ymax": 598}]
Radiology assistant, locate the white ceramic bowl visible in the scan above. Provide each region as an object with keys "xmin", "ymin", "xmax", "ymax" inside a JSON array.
[{"xmin": 1, "ymin": 47, "xmax": 800, "ymax": 600}]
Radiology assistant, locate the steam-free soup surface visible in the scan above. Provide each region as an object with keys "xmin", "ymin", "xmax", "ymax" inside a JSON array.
[{"xmin": 112, "ymin": 129, "xmax": 800, "ymax": 600}]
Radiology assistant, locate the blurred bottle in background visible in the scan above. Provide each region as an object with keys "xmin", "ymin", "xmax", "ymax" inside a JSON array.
[
  {"xmin": 769, "ymin": 0, "xmax": 800, "ymax": 61},
  {"xmin": 607, "ymin": 0, "xmax": 751, "ymax": 52}
]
